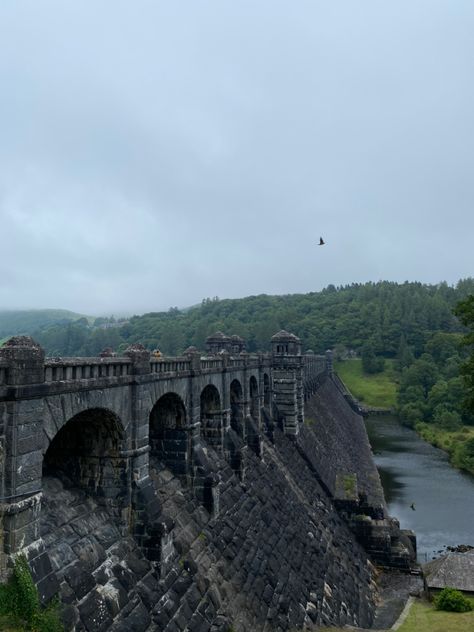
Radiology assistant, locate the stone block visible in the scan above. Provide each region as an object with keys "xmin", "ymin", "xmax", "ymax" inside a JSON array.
[
  {"xmin": 64, "ymin": 560, "xmax": 96, "ymax": 600},
  {"xmin": 78, "ymin": 587, "xmax": 113, "ymax": 631}
]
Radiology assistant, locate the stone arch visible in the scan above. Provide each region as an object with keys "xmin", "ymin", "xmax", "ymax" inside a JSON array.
[
  {"xmin": 149, "ymin": 392, "xmax": 188, "ymax": 479},
  {"xmin": 42, "ymin": 407, "xmax": 127, "ymax": 511},
  {"xmin": 230, "ymin": 379, "xmax": 244, "ymax": 438},
  {"xmin": 200, "ymin": 384, "xmax": 223, "ymax": 452},
  {"xmin": 263, "ymin": 372, "xmax": 271, "ymax": 408},
  {"xmin": 249, "ymin": 375, "xmax": 259, "ymax": 420}
]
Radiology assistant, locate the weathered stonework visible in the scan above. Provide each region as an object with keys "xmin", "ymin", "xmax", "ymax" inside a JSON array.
[{"xmin": 0, "ymin": 333, "xmax": 416, "ymax": 630}]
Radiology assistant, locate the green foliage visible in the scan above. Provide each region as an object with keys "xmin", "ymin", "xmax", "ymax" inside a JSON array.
[
  {"xmin": 432, "ymin": 406, "xmax": 462, "ymax": 431},
  {"xmin": 399, "ymin": 403, "xmax": 425, "ymax": 428},
  {"xmin": 0, "ymin": 309, "xmax": 89, "ymax": 338},
  {"xmin": 396, "ymin": 598, "xmax": 474, "ymax": 632},
  {"xmin": 335, "ymin": 358, "xmax": 397, "ymax": 408},
  {"xmin": 361, "ymin": 341, "xmax": 385, "ymax": 374},
  {"xmin": 453, "ymin": 436, "xmax": 474, "ymax": 473},
  {"xmin": 342, "ymin": 474, "xmax": 357, "ymax": 497},
  {"xmin": 416, "ymin": 423, "xmax": 474, "ymax": 475},
  {"xmin": 0, "ymin": 555, "xmax": 63, "ymax": 631},
  {"xmin": 397, "ymin": 331, "xmax": 471, "ymax": 430},
  {"xmin": 454, "ymin": 294, "xmax": 474, "ymax": 415},
  {"xmin": 9, "ymin": 279, "xmax": 472, "ymax": 357},
  {"xmin": 434, "ymin": 587, "xmax": 473, "ymax": 613}
]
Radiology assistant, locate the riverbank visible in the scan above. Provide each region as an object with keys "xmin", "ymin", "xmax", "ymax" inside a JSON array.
[
  {"xmin": 366, "ymin": 415, "xmax": 474, "ymax": 561},
  {"xmin": 335, "ymin": 359, "xmax": 474, "ymax": 477},
  {"xmin": 415, "ymin": 423, "xmax": 474, "ymax": 477}
]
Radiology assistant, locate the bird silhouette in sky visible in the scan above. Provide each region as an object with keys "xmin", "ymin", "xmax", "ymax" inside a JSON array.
[
  {"xmin": 318, "ymin": 237, "xmax": 325, "ymax": 246},
  {"xmin": 410, "ymin": 503, "xmax": 416, "ymax": 511}
]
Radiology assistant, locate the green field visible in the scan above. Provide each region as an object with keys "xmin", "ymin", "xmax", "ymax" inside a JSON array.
[
  {"xmin": 397, "ymin": 599, "xmax": 474, "ymax": 632},
  {"xmin": 317, "ymin": 599, "xmax": 474, "ymax": 632},
  {"xmin": 0, "ymin": 615, "xmax": 22, "ymax": 631},
  {"xmin": 334, "ymin": 358, "xmax": 398, "ymax": 409}
]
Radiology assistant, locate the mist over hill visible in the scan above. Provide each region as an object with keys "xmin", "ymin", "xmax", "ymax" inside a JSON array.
[{"xmin": 0, "ymin": 309, "xmax": 89, "ymax": 340}]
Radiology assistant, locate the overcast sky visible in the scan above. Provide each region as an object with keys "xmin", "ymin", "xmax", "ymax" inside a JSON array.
[{"xmin": 1, "ymin": 1, "xmax": 473, "ymax": 315}]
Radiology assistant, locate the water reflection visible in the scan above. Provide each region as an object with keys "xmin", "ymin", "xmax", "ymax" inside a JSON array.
[{"xmin": 365, "ymin": 415, "xmax": 474, "ymax": 561}]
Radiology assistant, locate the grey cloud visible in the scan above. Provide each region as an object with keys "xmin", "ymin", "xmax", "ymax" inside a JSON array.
[{"xmin": 1, "ymin": 1, "xmax": 473, "ymax": 314}]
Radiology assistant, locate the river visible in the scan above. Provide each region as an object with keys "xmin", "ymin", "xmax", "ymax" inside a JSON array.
[{"xmin": 365, "ymin": 415, "xmax": 474, "ymax": 562}]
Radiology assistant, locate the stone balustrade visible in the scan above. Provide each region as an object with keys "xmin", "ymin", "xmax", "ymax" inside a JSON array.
[{"xmin": 44, "ymin": 357, "xmax": 133, "ymax": 382}]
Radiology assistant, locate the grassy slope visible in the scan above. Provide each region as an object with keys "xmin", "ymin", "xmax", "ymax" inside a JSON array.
[
  {"xmin": 397, "ymin": 599, "xmax": 474, "ymax": 632},
  {"xmin": 0, "ymin": 615, "xmax": 22, "ymax": 631},
  {"xmin": 334, "ymin": 358, "xmax": 398, "ymax": 408},
  {"xmin": 317, "ymin": 599, "xmax": 474, "ymax": 632}
]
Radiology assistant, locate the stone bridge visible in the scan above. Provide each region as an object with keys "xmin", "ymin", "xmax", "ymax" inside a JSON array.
[{"xmin": 0, "ymin": 329, "xmax": 328, "ymax": 587}]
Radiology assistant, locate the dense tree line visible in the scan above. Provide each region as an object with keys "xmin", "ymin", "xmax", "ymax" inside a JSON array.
[
  {"xmin": 396, "ymin": 331, "xmax": 469, "ymax": 429},
  {"xmin": 393, "ymin": 289, "xmax": 474, "ymax": 474},
  {"xmin": 29, "ymin": 279, "xmax": 474, "ymax": 359}
]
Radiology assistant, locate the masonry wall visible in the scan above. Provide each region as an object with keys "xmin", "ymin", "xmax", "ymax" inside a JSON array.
[
  {"xmin": 302, "ymin": 377, "xmax": 386, "ymax": 509},
  {"xmin": 38, "ymin": 425, "xmax": 379, "ymax": 631},
  {"xmin": 0, "ymin": 340, "xmax": 411, "ymax": 630}
]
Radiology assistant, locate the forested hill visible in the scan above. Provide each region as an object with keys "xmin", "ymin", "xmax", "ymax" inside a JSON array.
[
  {"xmin": 30, "ymin": 279, "xmax": 474, "ymax": 357},
  {"xmin": 0, "ymin": 309, "xmax": 88, "ymax": 340}
]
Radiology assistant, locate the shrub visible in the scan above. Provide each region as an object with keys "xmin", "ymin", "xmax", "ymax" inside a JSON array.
[
  {"xmin": 433, "ymin": 406, "xmax": 462, "ymax": 431},
  {"xmin": 0, "ymin": 554, "xmax": 39, "ymax": 622},
  {"xmin": 434, "ymin": 587, "xmax": 473, "ymax": 612},
  {"xmin": 399, "ymin": 403, "xmax": 425, "ymax": 428},
  {"xmin": 0, "ymin": 555, "xmax": 63, "ymax": 631}
]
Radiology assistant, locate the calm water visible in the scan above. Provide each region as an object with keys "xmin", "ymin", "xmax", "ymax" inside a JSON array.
[{"xmin": 365, "ymin": 415, "xmax": 474, "ymax": 561}]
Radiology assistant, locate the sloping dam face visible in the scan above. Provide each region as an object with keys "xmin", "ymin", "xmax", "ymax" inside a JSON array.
[{"xmin": 38, "ymin": 378, "xmax": 397, "ymax": 631}]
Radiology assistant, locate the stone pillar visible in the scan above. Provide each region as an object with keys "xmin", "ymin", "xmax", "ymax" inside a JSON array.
[
  {"xmin": 125, "ymin": 343, "xmax": 151, "ymax": 375},
  {"xmin": 270, "ymin": 331, "xmax": 304, "ymax": 436},
  {"xmin": 0, "ymin": 338, "xmax": 59, "ymax": 600},
  {"xmin": 0, "ymin": 338, "xmax": 45, "ymax": 559},
  {"xmin": 296, "ymin": 361, "xmax": 304, "ymax": 426},
  {"xmin": 271, "ymin": 367, "xmax": 299, "ymax": 435}
]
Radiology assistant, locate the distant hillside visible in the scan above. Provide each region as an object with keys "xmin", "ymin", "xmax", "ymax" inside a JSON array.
[
  {"xmin": 0, "ymin": 309, "xmax": 89, "ymax": 339},
  {"xmin": 28, "ymin": 278, "xmax": 474, "ymax": 357}
]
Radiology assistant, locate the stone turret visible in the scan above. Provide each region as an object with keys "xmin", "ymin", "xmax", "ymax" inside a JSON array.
[
  {"xmin": 270, "ymin": 331, "xmax": 304, "ymax": 436},
  {"xmin": 206, "ymin": 332, "xmax": 246, "ymax": 355},
  {"xmin": 205, "ymin": 332, "xmax": 231, "ymax": 354},
  {"xmin": 271, "ymin": 330, "xmax": 302, "ymax": 356},
  {"xmin": 230, "ymin": 334, "xmax": 246, "ymax": 354},
  {"xmin": 0, "ymin": 336, "xmax": 45, "ymax": 385}
]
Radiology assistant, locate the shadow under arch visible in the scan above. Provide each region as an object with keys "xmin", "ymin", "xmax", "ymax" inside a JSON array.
[
  {"xmin": 149, "ymin": 392, "xmax": 188, "ymax": 479},
  {"xmin": 230, "ymin": 379, "xmax": 244, "ymax": 438},
  {"xmin": 249, "ymin": 375, "xmax": 259, "ymax": 420},
  {"xmin": 200, "ymin": 384, "xmax": 222, "ymax": 452},
  {"xmin": 42, "ymin": 407, "xmax": 127, "ymax": 511},
  {"xmin": 263, "ymin": 372, "xmax": 271, "ymax": 408}
]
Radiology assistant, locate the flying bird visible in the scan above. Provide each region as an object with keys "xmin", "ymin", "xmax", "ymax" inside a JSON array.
[
  {"xmin": 410, "ymin": 503, "xmax": 416, "ymax": 511},
  {"xmin": 318, "ymin": 237, "xmax": 325, "ymax": 246}
]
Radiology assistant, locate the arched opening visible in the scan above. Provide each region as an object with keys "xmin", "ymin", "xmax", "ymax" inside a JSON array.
[
  {"xmin": 150, "ymin": 393, "xmax": 188, "ymax": 479},
  {"xmin": 200, "ymin": 385, "xmax": 222, "ymax": 451},
  {"xmin": 43, "ymin": 408, "xmax": 126, "ymax": 510},
  {"xmin": 230, "ymin": 379, "xmax": 244, "ymax": 438},
  {"xmin": 263, "ymin": 373, "xmax": 271, "ymax": 408},
  {"xmin": 249, "ymin": 375, "xmax": 259, "ymax": 420}
]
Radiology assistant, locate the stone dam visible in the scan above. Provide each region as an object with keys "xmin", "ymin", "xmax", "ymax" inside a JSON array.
[{"xmin": 0, "ymin": 330, "xmax": 416, "ymax": 631}]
